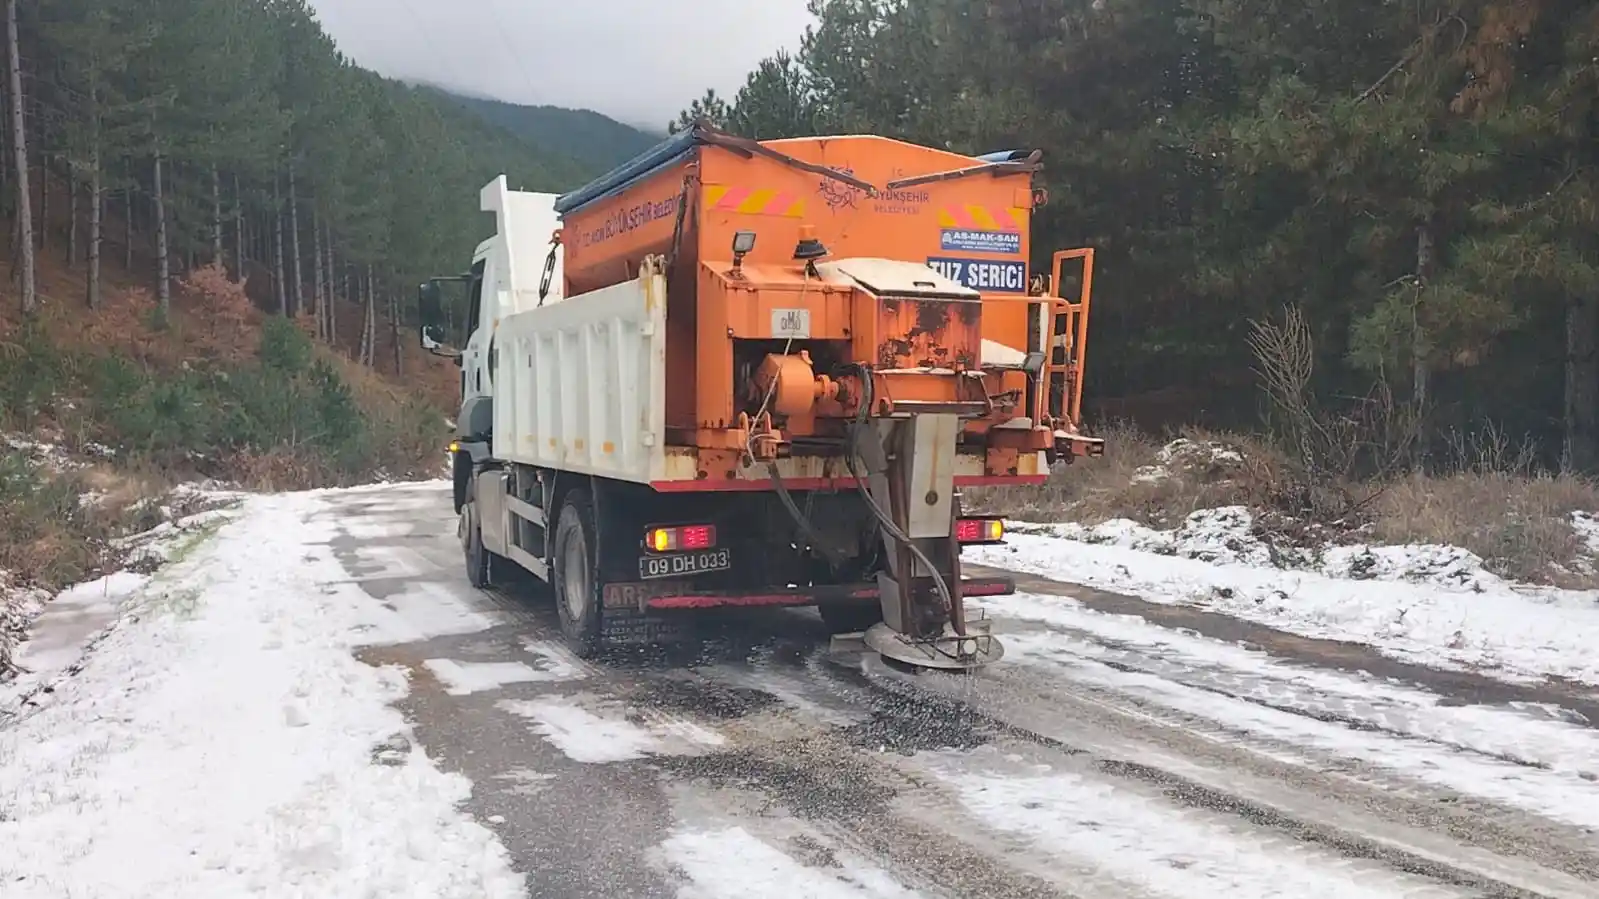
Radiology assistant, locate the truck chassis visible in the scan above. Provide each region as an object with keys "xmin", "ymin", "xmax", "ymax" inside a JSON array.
[{"xmin": 454, "ymin": 452, "xmax": 1015, "ymax": 656}]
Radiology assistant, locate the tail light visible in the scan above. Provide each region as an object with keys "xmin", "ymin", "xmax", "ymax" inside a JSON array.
[
  {"xmin": 645, "ymin": 524, "xmax": 717, "ymax": 553},
  {"xmin": 955, "ymin": 517, "xmax": 1004, "ymax": 544}
]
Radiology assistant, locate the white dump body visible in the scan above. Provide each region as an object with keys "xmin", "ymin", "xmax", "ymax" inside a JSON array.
[{"xmin": 491, "ymin": 261, "xmax": 668, "ymax": 482}]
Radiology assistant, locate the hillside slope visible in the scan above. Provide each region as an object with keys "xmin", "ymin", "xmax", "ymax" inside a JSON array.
[
  {"xmin": 413, "ymin": 83, "xmax": 598, "ymax": 192},
  {"xmin": 3, "ymin": 0, "xmax": 600, "ymax": 679},
  {"xmin": 0, "ymin": 191, "xmax": 456, "ymax": 627},
  {"xmin": 420, "ymin": 87, "xmax": 660, "ymax": 171}
]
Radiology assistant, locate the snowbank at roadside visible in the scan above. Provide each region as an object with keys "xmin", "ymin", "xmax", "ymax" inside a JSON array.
[
  {"xmin": 0, "ymin": 490, "xmax": 522, "ymax": 898},
  {"xmin": 970, "ymin": 506, "xmax": 1599, "ymax": 686},
  {"xmin": 1, "ymin": 427, "xmax": 249, "ymax": 683},
  {"xmin": 1, "ymin": 496, "xmax": 243, "ymax": 709}
]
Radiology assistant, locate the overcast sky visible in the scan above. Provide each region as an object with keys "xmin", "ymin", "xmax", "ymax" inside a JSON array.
[{"xmin": 306, "ymin": 0, "xmax": 815, "ymax": 129}]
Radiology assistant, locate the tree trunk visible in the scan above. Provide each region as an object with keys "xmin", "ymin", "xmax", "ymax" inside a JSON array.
[
  {"xmin": 364, "ymin": 264, "xmax": 377, "ymax": 366},
  {"xmin": 370, "ymin": 276, "xmax": 378, "ymax": 367},
  {"xmin": 123, "ymin": 187, "xmax": 133, "ymax": 270},
  {"xmin": 210, "ymin": 164, "xmax": 223, "ymax": 266},
  {"xmin": 357, "ymin": 266, "xmax": 367, "ymax": 364},
  {"xmin": 329, "ymin": 248, "xmax": 339, "ymax": 345},
  {"xmin": 319, "ymin": 232, "xmax": 330, "ymax": 339},
  {"xmin": 272, "ymin": 176, "xmax": 286, "ymax": 315},
  {"xmin": 67, "ymin": 172, "xmax": 78, "ymax": 266},
  {"xmin": 36, "ymin": 133, "xmax": 47, "ymax": 254},
  {"xmin": 0, "ymin": 60, "xmax": 7, "ymax": 202},
  {"xmin": 87, "ymin": 149, "xmax": 101, "ymax": 308},
  {"xmin": 336, "ymin": 259, "xmax": 347, "ymax": 346},
  {"xmin": 6, "ymin": 0, "xmax": 34, "ymax": 313},
  {"xmin": 233, "ymin": 173, "xmax": 245, "ymax": 277},
  {"xmin": 360, "ymin": 269, "xmax": 368, "ymax": 364},
  {"xmin": 389, "ymin": 276, "xmax": 402, "ymax": 375},
  {"xmin": 153, "ymin": 148, "xmax": 170, "ymax": 317},
  {"xmin": 327, "ymin": 235, "xmax": 338, "ymax": 341},
  {"xmin": 1565, "ymin": 290, "xmax": 1599, "ymax": 472},
  {"xmin": 311, "ymin": 206, "xmax": 325, "ymax": 340},
  {"xmin": 288, "ymin": 162, "xmax": 303, "ymax": 315},
  {"xmin": 1411, "ymin": 221, "xmax": 1434, "ymax": 411}
]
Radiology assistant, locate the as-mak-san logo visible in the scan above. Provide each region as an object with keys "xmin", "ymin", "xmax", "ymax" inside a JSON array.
[{"xmin": 941, "ymin": 228, "xmax": 1020, "ymax": 255}]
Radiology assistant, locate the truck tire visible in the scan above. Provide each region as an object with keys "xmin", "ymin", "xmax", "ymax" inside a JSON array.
[
  {"xmin": 552, "ymin": 489, "xmax": 604, "ymax": 657},
  {"xmin": 462, "ymin": 479, "xmax": 495, "ymax": 589},
  {"xmin": 819, "ymin": 602, "xmax": 882, "ymax": 635}
]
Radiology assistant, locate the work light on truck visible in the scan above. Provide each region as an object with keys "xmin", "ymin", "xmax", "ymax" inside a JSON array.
[
  {"xmin": 730, "ymin": 230, "xmax": 757, "ymax": 272},
  {"xmin": 955, "ymin": 518, "xmax": 1005, "ymax": 544},
  {"xmin": 645, "ymin": 524, "xmax": 718, "ymax": 553}
]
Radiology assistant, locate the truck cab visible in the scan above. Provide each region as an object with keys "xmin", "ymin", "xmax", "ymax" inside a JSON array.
[{"xmin": 420, "ymin": 176, "xmax": 565, "ymax": 513}]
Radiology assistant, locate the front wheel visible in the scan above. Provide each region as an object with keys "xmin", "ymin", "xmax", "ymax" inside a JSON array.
[
  {"xmin": 461, "ymin": 480, "xmax": 495, "ymax": 589},
  {"xmin": 552, "ymin": 490, "xmax": 604, "ymax": 657}
]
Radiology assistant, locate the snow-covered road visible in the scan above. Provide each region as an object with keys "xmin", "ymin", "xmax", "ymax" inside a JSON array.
[{"xmin": 3, "ymin": 481, "xmax": 1598, "ymax": 898}]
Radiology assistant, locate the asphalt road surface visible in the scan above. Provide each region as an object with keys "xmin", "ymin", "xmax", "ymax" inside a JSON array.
[{"xmin": 318, "ymin": 483, "xmax": 1599, "ymax": 899}]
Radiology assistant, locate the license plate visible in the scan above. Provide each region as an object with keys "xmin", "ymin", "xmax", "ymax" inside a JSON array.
[{"xmin": 638, "ymin": 548, "xmax": 731, "ymax": 580}]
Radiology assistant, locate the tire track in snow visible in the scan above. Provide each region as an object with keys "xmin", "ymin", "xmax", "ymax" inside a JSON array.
[
  {"xmin": 363, "ymin": 485, "xmax": 1587, "ymax": 897},
  {"xmin": 823, "ymin": 651, "xmax": 1597, "ymax": 898},
  {"xmin": 977, "ymin": 593, "xmax": 1599, "ymax": 836},
  {"xmin": 998, "ymin": 632, "xmax": 1599, "ymax": 828},
  {"xmin": 469, "ymin": 583, "xmax": 1585, "ymax": 895},
  {"xmin": 645, "ymin": 655, "xmax": 1494, "ymax": 898},
  {"xmin": 982, "ymin": 592, "xmax": 1599, "ymax": 777},
  {"xmin": 920, "ymin": 752, "xmax": 1468, "ymax": 899}
]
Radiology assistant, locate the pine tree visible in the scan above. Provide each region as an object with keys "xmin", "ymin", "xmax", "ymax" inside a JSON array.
[
  {"xmin": 7, "ymin": 0, "xmax": 34, "ymax": 313},
  {"xmin": 725, "ymin": 51, "xmax": 819, "ymax": 139},
  {"xmin": 667, "ymin": 89, "xmax": 732, "ymax": 133},
  {"xmin": 37, "ymin": 0, "xmax": 152, "ymax": 307}
]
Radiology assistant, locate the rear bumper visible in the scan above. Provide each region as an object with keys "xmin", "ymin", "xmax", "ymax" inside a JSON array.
[{"xmin": 601, "ymin": 576, "xmax": 1016, "ymax": 612}]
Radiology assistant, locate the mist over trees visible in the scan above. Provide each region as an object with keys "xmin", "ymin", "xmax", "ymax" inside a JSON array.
[{"xmin": 680, "ymin": 0, "xmax": 1599, "ymax": 472}]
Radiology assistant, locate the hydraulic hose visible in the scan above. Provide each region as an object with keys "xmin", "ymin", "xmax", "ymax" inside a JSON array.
[{"xmin": 766, "ymin": 461, "xmax": 844, "ymax": 567}]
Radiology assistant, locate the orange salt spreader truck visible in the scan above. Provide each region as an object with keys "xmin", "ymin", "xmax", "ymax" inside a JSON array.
[{"xmin": 417, "ymin": 120, "xmax": 1102, "ymax": 670}]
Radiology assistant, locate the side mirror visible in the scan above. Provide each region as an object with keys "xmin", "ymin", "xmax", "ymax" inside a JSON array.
[{"xmin": 418, "ymin": 281, "xmax": 446, "ymax": 350}]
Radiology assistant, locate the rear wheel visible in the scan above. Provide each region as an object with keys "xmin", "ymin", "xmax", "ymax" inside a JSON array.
[{"xmin": 552, "ymin": 489, "xmax": 604, "ymax": 657}]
